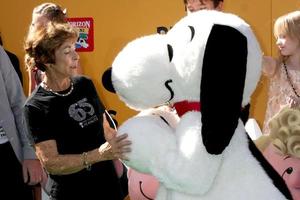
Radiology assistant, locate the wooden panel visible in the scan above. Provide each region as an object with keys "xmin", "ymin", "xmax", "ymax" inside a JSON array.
[{"xmin": 0, "ymin": 0, "xmax": 296, "ymax": 127}]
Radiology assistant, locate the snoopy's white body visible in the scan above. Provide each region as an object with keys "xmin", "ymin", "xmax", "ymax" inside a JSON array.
[{"xmin": 118, "ymin": 112, "xmax": 286, "ymax": 199}]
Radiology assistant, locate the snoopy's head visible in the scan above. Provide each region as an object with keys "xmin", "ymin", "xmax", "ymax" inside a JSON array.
[
  {"xmin": 112, "ymin": 10, "xmax": 261, "ymax": 110},
  {"xmin": 111, "ymin": 10, "xmax": 262, "ymax": 154}
]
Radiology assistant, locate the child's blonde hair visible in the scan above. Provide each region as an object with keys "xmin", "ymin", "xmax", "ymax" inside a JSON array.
[
  {"xmin": 267, "ymin": 107, "xmax": 300, "ymax": 158},
  {"xmin": 274, "ymin": 11, "xmax": 300, "ymax": 63}
]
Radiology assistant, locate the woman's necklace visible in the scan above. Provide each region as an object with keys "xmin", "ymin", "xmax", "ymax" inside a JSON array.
[
  {"xmin": 42, "ymin": 80, "xmax": 74, "ymax": 97},
  {"xmin": 283, "ymin": 62, "xmax": 300, "ymax": 98}
]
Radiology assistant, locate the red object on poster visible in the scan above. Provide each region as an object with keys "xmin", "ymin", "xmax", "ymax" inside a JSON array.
[{"xmin": 67, "ymin": 17, "xmax": 94, "ymax": 52}]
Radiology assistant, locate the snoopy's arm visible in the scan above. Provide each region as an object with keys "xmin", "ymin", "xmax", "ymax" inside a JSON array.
[
  {"xmin": 117, "ymin": 116, "xmax": 177, "ymax": 174},
  {"xmin": 119, "ymin": 113, "xmax": 223, "ymax": 195},
  {"xmin": 151, "ymin": 112, "xmax": 223, "ymax": 195}
]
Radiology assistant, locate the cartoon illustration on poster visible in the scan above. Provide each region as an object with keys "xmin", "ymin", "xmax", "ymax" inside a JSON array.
[{"xmin": 67, "ymin": 17, "xmax": 94, "ymax": 52}]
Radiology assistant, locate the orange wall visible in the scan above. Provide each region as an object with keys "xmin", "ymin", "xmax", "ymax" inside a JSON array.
[{"xmin": 0, "ymin": 0, "xmax": 298, "ymax": 128}]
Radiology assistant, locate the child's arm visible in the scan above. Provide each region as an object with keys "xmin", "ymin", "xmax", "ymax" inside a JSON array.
[{"xmin": 262, "ymin": 56, "xmax": 278, "ymax": 77}]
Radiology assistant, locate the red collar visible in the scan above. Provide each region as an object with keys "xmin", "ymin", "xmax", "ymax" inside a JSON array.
[{"xmin": 173, "ymin": 101, "xmax": 201, "ymax": 117}]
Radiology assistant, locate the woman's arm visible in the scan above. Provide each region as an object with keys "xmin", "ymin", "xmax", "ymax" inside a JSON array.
[{"xmin": 35, "ymin": 134, "xmax": 131, "ymax": 175}]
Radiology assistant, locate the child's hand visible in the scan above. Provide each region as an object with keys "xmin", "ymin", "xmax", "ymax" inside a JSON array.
[
  {"xmin": 288, "ymin": 96, "xmax": 300, "ymax": 108},
  {"xmin": 262, "ymin": 56, "xmax": 278, "ymax": 77}
]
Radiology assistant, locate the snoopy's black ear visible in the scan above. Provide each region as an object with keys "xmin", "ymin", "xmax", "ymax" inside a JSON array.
[
  {"xmin": 102, "ymin": 67, "xmax": 116, "ymax": 93},
  {"xmin": 200, "ymin": 24, "xmax": 247, "ymax": 154}
]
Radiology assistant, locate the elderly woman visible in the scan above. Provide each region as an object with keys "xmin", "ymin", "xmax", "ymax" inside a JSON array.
[{"xmin": 23, "ymin": 22, "xmax": 131, "ymax": 200}]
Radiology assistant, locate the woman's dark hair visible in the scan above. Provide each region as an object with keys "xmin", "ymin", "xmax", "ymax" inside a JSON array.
[{"xmin": 24, "ymin": 22, "xmax": 78, "ymax": 72}]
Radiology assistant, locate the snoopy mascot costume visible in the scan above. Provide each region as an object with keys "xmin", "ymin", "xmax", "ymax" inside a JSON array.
[{"xmin": 110, "ymin": 10, "xmax": 292, "ymax": 199}]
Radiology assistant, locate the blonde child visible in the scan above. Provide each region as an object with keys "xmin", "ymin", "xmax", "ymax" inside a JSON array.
[{"xmin": 263, "ymin": 10, "xmax": 300, "ymax": 134}]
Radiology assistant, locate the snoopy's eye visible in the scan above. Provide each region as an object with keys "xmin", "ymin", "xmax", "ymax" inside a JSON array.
[
  {"xmin": 167, "ymin": 44, "xmax": 173, "ymax": 62},
  {"xmin": 188, "ymin": 25, "xmax": 195, "ymax": 41}
]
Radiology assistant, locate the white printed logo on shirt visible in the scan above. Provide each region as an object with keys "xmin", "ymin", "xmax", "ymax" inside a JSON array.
[{"xmin": 68, "ymin": 98, "xmax": 98, "ymax": 128}]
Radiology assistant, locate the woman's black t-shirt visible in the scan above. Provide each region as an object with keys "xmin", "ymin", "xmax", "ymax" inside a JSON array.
[{"xmin": 24, "ymin": 76, "xmax": 123, "ymax": 200}]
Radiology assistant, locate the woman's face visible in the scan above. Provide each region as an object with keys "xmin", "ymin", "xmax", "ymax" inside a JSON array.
[{"xmin": 50, "ymin": 38, "xmax": 79, "ymax": 78}]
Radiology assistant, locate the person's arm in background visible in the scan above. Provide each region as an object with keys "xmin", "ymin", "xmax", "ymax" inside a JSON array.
[
  {"xmin": 0, "ymin": 34, "xmax": 23, "ymax": 85},
  {"xmin": 5, "ymin": 50, "xmax": 23, "ymax": 85},
  {"xmin": 0, "ymin": 46, "xmax": 44, "ymax": 185},
  {"xmin": 262, "ymin": 56, "xmax": 278, "ymax": 78}
]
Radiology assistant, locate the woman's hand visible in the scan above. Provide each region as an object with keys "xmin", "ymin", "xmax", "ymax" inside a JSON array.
[
  {"xmin": 99, "ymin": 134, "xmax": 131, "ymax": 161},
  {"xmin": 98, "ymin": 136, "xmax": 131, "ymax": 161},
  {"xmin": 103, "ymin": 113, "xmax": 117, "ymax": 142},
  {"xmin": 101, "ymin": 113, "xmax": 131, "ymax": 160}
]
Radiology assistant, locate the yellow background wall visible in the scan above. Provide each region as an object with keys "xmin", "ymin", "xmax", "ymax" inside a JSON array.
[{"xmin": 0, "ymin": 0, "xmax": 299, "ymax": 129}]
